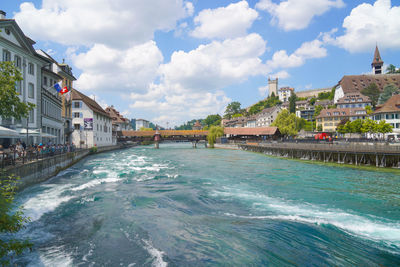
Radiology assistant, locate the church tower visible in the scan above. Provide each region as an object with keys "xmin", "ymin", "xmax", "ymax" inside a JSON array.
[{"xmin": 371, "ymin": 45, "xmax": 383, "ymax": 75}]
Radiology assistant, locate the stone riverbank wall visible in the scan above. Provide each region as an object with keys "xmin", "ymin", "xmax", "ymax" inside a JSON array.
[
  {"xmin": 240, "ymin": 142, "xmax": 400, "ymax": 168},
  {"xmin": 6, "ymin": 144, "xmax": 131, "ymax": 191}
]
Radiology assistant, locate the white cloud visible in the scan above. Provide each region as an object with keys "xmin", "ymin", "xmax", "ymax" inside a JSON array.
[
  {"xmin": 14, "ymin": 0, "xmax": 193, "ymax": 48},
  {"xmin": 72, "ymin": 41, "xmax": 163, "ymax": 93},
  {"xmin": 129, "ymin": 34, "xmax": 269, "ymax": 125},
  {"xmin": 256, "ymin": 0, "xmax": 344, "ymax": 31},
  {"xmin": 191, "ymin": 1, "xmax": 258, "ymax": 39},
  {"xmin": 270, "ymin": 70, "xmax": 290, "ymax": 79},
  {"xmin": 160, "ymin": 33, "xmax": 268, "ymax": 90},
  {"xmin": 333, "ymin": 0, "xmax": 400, "ymax": 52},
  {"xmin": 267, "ymin": 39, "xmax": 327, "ymax": 69}
]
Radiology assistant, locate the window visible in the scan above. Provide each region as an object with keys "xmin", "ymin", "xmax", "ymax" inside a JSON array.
[
  {"xmin": 14, "ymin": 55, "xmax": 21, "ymax": 69},
  {"xmin": 50, "ymin": 79, "xmax": 53, "ymax": 86},
  {"xmin": 386, "ymin": 114, "xmax": 390, "ymax": 120},
  {"xmin": 29, "ymin": 109, "xmax": 34, "ymax": 123},
  {"xmin": 74, "ymin": 101, "xmax": 81, "ymax": 108},
  {"xmin": 28, "ymin": 83, "xmax": 34, "ymax": 98},
  {"xmin": 43, "ymin": 76, "xmax": 48, "ymax": 86},
  {"xmin": 73, "ymin": 112, "xmax": 82, "ymax": 118},
  {"xmin": 74, "ymin": 124, "xmax": 81, "ymax": 130},
  {"xmin": 28, "ymin": 63, "xmax": 34, "ymax": 75},
  {"xmin": 2, "ymin": 50, "xmax": 11, "ymax": 62}
]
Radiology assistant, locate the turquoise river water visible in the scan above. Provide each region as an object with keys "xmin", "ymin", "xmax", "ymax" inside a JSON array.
[{"xmin": 12, "ymin": 143, "xmax": 400, "ymax": 266}]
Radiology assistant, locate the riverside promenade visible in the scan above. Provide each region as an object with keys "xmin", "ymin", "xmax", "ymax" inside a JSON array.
[
  {"xmin": 4, "ymin": 144, "xmax": 135, "ymax": 190},
  {"xmin": 240, "ymin": 142, "xmax": 400, "ymax": 168}
]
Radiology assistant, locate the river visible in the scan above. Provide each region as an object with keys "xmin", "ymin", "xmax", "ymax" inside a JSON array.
[{"xmin": 13, "ymin": 143, "xmax": 400, "ymax": 266}]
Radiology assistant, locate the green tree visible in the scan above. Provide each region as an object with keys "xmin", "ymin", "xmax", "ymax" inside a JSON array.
[
  {"xmin": 288, "ymin": 93, "xmax": 297, "ymax": 113},
  {"xmin": 365, "ymin": 105, "xmax": 373, "ymax": 115},
  {"xmin": 0, "ymin": 171, "xmax": 33, "ymax": 265},
  {"xmin": 317, "ymin": 124, "xmax": 323, "ymax": 132},
  {"xmin": 139, "ymin": 127, "xmax": 154, "ymax": 131},
  {"xmin": 309, "ymin": 97, "xmax": 316, "ymax": 106},
  {"xmin": 224, "ymin": 102, "xmax": 242, "ymax": 119},
  {"xmin": 361, "ymin": 118, "xmax": 378, "ymax": 135},
  {"xmin": 271, "ymin": 109, "xmax": 298, "ymax": 136},
  {"xmin": 313, "ymin": 105, "xmax": 324, "ymax": 119},
  {"xmin": 0, "ymin": 62, "xmax": 35, "ymax": 120},
  {"xmin": 378, "ymin": 84, "xmax": 399, "ymax": 104},
  {"xmin": 361, "ymin": 83, "xmax": 380, "ymax": 108},
  {"xmin": 207, "ymin": 126, "xmax": 224, "ymax": 148},
  {"xmin": 204, "ymin": 114, "xmax": 221, "ymax": 127},
  {"xmin": 376, "ymin": 120, "xmax": 393, "ymax": 138},
  {"xmin": 386, "ymin": 64, "xmax": 397, "ymax": 74}
]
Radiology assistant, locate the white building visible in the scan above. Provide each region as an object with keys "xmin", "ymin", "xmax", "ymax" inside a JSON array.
[
  {"xmin": 71, "ymin": 89, "xmax": 112, "ymax": 148},
  {"xmin": 136, "ymin": 119, "xmax": 150, "ymax": 131},
  {"xmin": 0, "ymin": 12, "xmax": 48, "ymax": 145},
  {"xmin": 278, "ymin": 87, "xmax": 294, "ymax": 102},
  {"xmin": 372, "ymin": 94, "xmax": 400, "ymax": 140},
  {"xmin": 256, "ymin": 106, "xmax": 280, "ymax": 127}
]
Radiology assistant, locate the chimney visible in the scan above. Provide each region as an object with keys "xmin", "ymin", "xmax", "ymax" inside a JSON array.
[{"xmin": 0, "ymin": 10, "xmax": 6, "ymax": 20}]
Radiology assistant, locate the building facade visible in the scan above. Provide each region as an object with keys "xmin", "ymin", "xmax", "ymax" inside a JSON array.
[
  {"xmin": 372, "ymin": 95, "xmax": 400, "ymax": 140},
  {"xmin": 105, "ymin": 105, "xmax": 132, "ymax": 145},
  {"xmin": 278, "ymin": 87, "xmax": 293, "ymax": 102},
  {"xmin": 36, "ymin": 50, "xmax": 63, "ymax": 144},
  {"xmin": 256, "ymin": 106, "xmax": 280, "ymax": 127},
  {"xmin": 0, "ymin": 14, "xmax": 48, "ymax": 145},
  {"xmin": 136, "ymin": 119, "xmax": 150, "ymax": 130},
  {"xmin": 71, "ymin": 89, "xmax": 112, "ymax": 148},
  {"xmin": 316, "ymin": 108, "xmax": 367, "ymax": 132}
]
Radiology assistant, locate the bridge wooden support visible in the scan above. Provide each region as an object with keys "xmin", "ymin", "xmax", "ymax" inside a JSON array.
[
  {"xmin": 192, "ymin": 141, "xmax": 197, "ymax": 148},
  {"xmin": 154, "ymin": 141, "xmax": 159, "ymax": 149},
  {"xmin": 239, "ymin": 144, "xmax": 400, "ymax": 169}
]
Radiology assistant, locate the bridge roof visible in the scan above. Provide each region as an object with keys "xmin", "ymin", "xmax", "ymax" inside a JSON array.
[
  {"xmin": 224, "ymin": 127, "xmax": 279, "ymax": 136},
  {"xmin": 120, "ymin": 130, "xmax": 209, "ymax": 137}
]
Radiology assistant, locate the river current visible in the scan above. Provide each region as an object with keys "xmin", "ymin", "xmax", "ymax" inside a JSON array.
[{"xmin": 13, "ymin": 143, "xmax": 400, "ymax": 266}]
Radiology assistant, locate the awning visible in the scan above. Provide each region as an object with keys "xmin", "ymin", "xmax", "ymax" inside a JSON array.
[
  {"xmin": 0, "ymin": 126, "xmax": 20, "ymax": 138},
  {"xmin": 41, "ymin": 133, "xmax": 57, "ymax": 138},
  {"xmin": 18, "ymin": 128, "xmax": 40, "ymax": 136}
]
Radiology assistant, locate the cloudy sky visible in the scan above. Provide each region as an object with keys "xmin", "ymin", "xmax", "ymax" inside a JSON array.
[{"xmin": 3, "ymin": 0, "xmax": 400, "ymax": 126}]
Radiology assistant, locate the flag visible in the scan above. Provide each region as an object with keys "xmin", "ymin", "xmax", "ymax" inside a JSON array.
[
  {"xmin": 53, "ymin": 83, "xmax": 62, "ymax": 92},
  {"xmin": 60, "ymin": 86, "xmax": 69, "ymax": 94}
]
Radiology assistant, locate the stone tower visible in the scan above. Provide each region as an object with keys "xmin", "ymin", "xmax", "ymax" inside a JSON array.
[
  {"xmin": 371, "ymin": 45, "xmax": 383, "ymax": 75},
  {"xmin": 268, "ymin": 77, "xmax": 278, "ymax": 97}
]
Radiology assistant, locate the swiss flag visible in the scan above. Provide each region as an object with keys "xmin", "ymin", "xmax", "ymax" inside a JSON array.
[{"xmin": 60, "ymin": 86, "xmax": 69, "ymax": 94}]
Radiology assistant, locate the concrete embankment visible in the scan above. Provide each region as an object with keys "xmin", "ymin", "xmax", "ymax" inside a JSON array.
[
  {"xmin": 214, "ymin": 143, "xmax": 240, "ymax": 150},
  {"xmin": 5, "ymin": 144, "xmax": 133, "ymax": 191},
  {"xmin": 239, "ymin": 143, "xmax": 400, "ymax": 169}
]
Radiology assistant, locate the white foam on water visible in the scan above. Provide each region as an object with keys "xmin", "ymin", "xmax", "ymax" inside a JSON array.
[
  {"xmin": 36, "ymin": 246, "xmax": 73, "ymax": 267},
  {"xmin": 70, "ymin": 177, "xmax": 120, "ymax": 191},
  {"xmin": 23, "ymin": 184, "xmax": 74, "ymax": 221},
  {"xmin": 215, "ymin": 189, "xmax": 400, "ymax": 250},
  {"xmin": 142, "ymin": 239, "xmax": 168, "ymax": 267}
]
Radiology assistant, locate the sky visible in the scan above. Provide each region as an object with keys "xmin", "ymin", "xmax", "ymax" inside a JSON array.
[{"xmin": 2, "ymin": 0, "xmax": 400, "ymax": 127}]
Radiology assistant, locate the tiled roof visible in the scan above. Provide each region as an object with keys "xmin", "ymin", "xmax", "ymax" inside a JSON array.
[
  {"xmin": 71, "ymin": 89, "xmax": 110, "ymax": 117},
  {"xmin": 336, "ymin": 93, "xmax": 371, "ymax": 104},
  {"xmin": 373, "ymin": 95, "xmax": 400, "ymax": 114},
  {"xmin": 339, "ymin": 74, "xmax": 400, "ymax": 94},
  {"xmin": 317, "ymin": 108, "xmax": 367, "ymax": 118},
  {"xmin": 120, "ymin": 130, "xmax": 208, "ymax": 137},
  {"xmin": 105, "ymin": 106, "xmax": 128, "ymax": 124},
  {"xmin": 224, "ymin": 127, "xmax": 279, "ymax": 136}
]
